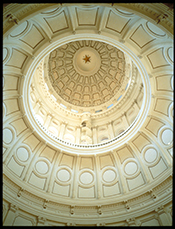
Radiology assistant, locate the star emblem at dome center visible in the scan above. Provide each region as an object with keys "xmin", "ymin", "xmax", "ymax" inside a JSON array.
[{"xmin": 83, "ymin": 55, "xmax": 91, "ymax": 63}]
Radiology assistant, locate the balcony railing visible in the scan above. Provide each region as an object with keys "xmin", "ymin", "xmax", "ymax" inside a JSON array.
[{"xmin": 35, "ymin": 115, "xmax": 138, "ymax": 149}]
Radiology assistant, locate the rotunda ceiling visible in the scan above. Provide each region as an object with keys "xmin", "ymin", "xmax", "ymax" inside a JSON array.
[
  {"xmin": 47, "ymin": 40, "xmax": 126, "ymax": 107},
  {"xmin": 30, "ymin": 39, "xmax": 144, "ymax": 147},
  {"xmin": 3, "ymin": 3, "xmax": 173, "ymax": 226}
]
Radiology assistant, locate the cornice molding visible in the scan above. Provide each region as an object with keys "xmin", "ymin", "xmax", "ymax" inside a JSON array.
[
  {"xmin": 3, "ymin": 3, "xmax": 173, "ymax": 38},
  {"xmin": 3, "ymin": 173, "xmax": 172, "ymax": 225}
]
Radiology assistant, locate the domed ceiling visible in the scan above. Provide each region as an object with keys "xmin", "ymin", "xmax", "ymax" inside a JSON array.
[
  {"xmin": 30, "ymin": 38, "xmax": 143, "ymax": 146},
  {"xmin": 3, "ymin": 3, "xmax": 173, "ymax": 226},
  {"xmin": 48, "ymin": 40, "xmax": 126, "ymax": 107}
]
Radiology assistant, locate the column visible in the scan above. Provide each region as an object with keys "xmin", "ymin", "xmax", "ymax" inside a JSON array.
[
  {"xmin": 33, "ymin": 99, "xmax": 42, "ymax": 113},
  {"xmin": 94, "ymin": 155, "xmax": 102, "ymax": 199},
  {"xmin": 43, "ymin": 112, "xmax": 53, "ymax": 129},
  {"xmin": 133, "ymin": 100, "xmax": 140, "ymax": 113},
  {"xmin": 3, "ymin": 204, "xmax": 18, "ymax": 226},
  {"xmin": 166, "ymin": 207, "xmax": 173, "ymax": 224},
  {"xmin": 155, "ymin": 205, "xmax": 172, "ymax": 226},
  {"xmin": 46, "ymin": 151, "xmax": 62, "ymax": 193},
  {"xmin": 59, "ymin": 122, "xmax": 66, "ymax": 139},
  {"xmin": 22, "ymin": 142, "xmax": 45, "ymax": 182},
  {"xmin": 111, "ymin": 152, "xmax": 128, "ymax": 194},
  {"xmin": 80, "ymin": 113, "xmax": 92, "ymax": 144},
  {"xmin": 107, "ymin": 122, "xmax": 114, "ymax": 139},
  {"xmin": 92, "ymin": 126, "xmax": 97, "ymax": 144},
  {"xmin": 121, "ymin": 113, "xmax": 129, "ymax": 129},
  {"xmin": 71, "ymin": 156, "xmax": 81, "ymax": 198},
  {"xmin": 75, "ymin": 127, "xmax": 80, "ymax": 144},
  {"xmin": 135, "ymin": 98, "xmax": 141, "ymax": 109}
]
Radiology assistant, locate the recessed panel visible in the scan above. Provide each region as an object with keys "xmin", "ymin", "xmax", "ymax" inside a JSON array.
[
  {"xmin": 124, "ymin": 161, "xmax": 138, "ymax": 175},
  {"xmin": 35, "ymin": 161, "xmax": 49, "ymax": 174},
  {"xmin": 16, "ymin": 147, "xmax": 29, "ymax": 162},
  {"xmin": 103, "ymin": 169, "xmax": 116, "ymax": 182},
  {"xmin": 57, "ymin": 169, "xmax": 70, "ymax": 182},
  {"xmin": 161, "ymin": 129, "xmax": 173, "ymax": 145},
  {"xmin": 106, "ymin": 10, "xmax": 130, "ymax": 33},
  {"xmin": 146, "ymin": 22, "xmax": 166, "ymax": 37},
  {"xmin": 3, "ymin": 128, "xmax": 13, "ymax": 144},
  {"xmin": 144, "ymin": 148, "xmax": 157, "ymax": 163},
  {"xmin": 80, "ymin": 172, "xmax": 93, "ymax": 185}
]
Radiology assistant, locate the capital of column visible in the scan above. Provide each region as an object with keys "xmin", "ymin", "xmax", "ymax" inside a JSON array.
[
  {"xmin": 148, "ymin": 189, "xmax": 157, "ymax": 200},
  {"xmin": 62, "ymin": 121, "xmax": 68, "ymax": 125},
  {"xmin": 17, "ymin": 187, "xmax": 24, "ymax": 197},
  {"xmin": 36, "ymin": 99, "xmax": 43, "ymax": 106},
  {"xmin": 126, "ymin": 217, "xmax": 135, "ymax": 225},
  {"xmin": 47, "ymin": 112, "xmax": 54, "ymax": 119},
  {"xmin": 37, "ymin": 216, "xmax": 46, "ymax": 225},
  {"xmin": 97, "ymin": 205, "xmax": 102, "ymax": 215},
  {"xmin": 43, "ymin": 199, "xmax": 49, "ymax": 209},
  {"xmin": 67, "ymin": 222, "xmax": 76, "ymax": 226},
  {"xmin": 70, "ymin": 205, "xmax": 75, "ymax": 215},
  {"xmin": 124, "ymin": 200, "xmax": 130, "ymax": 210},
  {"xmin": 155, "ymin": 205, "xmax": 165, "ymax": 214},
  {"xmin": 9, "ymin": 203, "xmax": 19, "ymax": 213}
]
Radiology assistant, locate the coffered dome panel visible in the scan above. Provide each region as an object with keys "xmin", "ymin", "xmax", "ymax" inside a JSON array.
[{"xmin": 47, "ymin": 40, "xmax": 126, "ymax": 107}]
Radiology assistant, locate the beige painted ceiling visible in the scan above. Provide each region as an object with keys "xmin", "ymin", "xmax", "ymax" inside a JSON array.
[
  {"xmin": 48, "ymin": 40, "xmax": 126, "ymax": 107},
  {"xmin": 3, "ymin": 3, "xmax": 173, "ymax": 226}
]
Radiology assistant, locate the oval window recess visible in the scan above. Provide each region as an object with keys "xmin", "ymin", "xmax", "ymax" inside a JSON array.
[
  {"xmin": 144, "ymin": 148, "xmax": 157, "ymax": 163},
  {"xmin": 161, "ymin": 129, "xmax": 173, "ymax": 145},
  {"xmin": 57, "ymin": 169, "xmax": 70, "ymax": 182},
  {"xmin": 146, "ymin": 22, "xmax": 166, "ymax": 37},
  {"xmin": 3, "ymin": 128, "xmax": 13, "ymax": 144},
  {"xmin": 16, "ymin": 147, "xmax": 29, "ymax": 162},
  {"xmin": 124, "ymin": 161, "xmax": 138, "ymax": 175},
  {"xmin": 103, "ymin": 169, "xmax": 116, "ymax": 182},
  {"xmin": 35, "ymin": 161, "xmax": 49, "ymax": 174}
]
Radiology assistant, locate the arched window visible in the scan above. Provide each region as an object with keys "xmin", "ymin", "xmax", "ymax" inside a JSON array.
[
  {"xmin": 130, "ymin": 116, "xmax": 137, "ymax": 124},
  {"xmin": 118, "ymin": 129, "xmax": 125, "ymax": 135},
  {"xmin": 101, "ymin": 137, "xmax": 109, "ymax": 142},
  {"xmin": 115, "ymin": 129, "xmax": 125, "ymax": 137},
  {"xmin": 81, "ymin": 139, "xmax": 87, "ymax": 144},
  {"xmin": 64, "ymin": 133, "xmax": 75, "ymax": 143},
  {"xmin": 48, "ymin": 126, "xmax": 58, "ymax": 136}
]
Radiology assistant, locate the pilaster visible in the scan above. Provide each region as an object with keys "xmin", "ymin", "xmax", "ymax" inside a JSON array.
[{"xmin": 3, "ymin": 204, "xmax": 19, "ymax": 226}]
